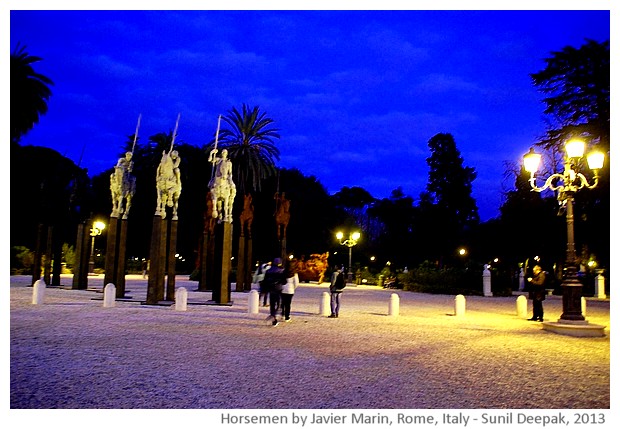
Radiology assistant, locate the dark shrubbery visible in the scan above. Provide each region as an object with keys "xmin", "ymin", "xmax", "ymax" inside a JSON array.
[{"xmin": 398, "ymin": 261, "xmax": 485, "ymax": 296}]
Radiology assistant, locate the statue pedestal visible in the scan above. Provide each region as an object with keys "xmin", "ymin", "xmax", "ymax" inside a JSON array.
[
  {"xmin": 145, "ymin": 215, "xmax": 178, "ymax": 305},
  {"xmin": 72, "ymin": 221, "xmax": 90, "ymax": 290},
  {"xmin": 198, "ymin": 228, "xmax": 215, "ymax": 292},
  {"xmin": 210, "ymin": 222, "xmax": 233, "ymax": 305},
  {"xmin": 165, "ymin": 220, "xmax": 178, "ymax": 301},
  {"xmin": 104, "ymin": 216, "xmax": 130, "ymax": 298},
  {"xmin": 236, "ymin": 234, "xmax": 253, "ymax": 292},
  {"xmin": 146, "ymin": 216, "xmax": 165, "ymax": 304}
]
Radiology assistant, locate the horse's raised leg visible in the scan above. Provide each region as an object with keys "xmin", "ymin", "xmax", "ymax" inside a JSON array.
[
  {"xmin": 122, "ymin": 195, "xmax": 131, "ymax": 220},
  {"xmin": 211, "ymin": 195, "xmax": 219, "ymax": 220},
  {"xmin": 172, "ymin": 191, "xmax": 180, "ymax": 220}
]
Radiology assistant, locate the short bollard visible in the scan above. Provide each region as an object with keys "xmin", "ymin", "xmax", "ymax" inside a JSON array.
[
  {"xmin": 32, "ymin": 279, "xmax": 46, "ymax": 305},
  {"xmin": 103, "ymin": 283, "xmax": 116, "ymax": 307},
  {"xmin": 516, "ymin": 295, "xmax": 527, "ymax": 319},
  {"xmin": 454, "ymin": 294, "xmax": 466, "ymax": 317},
  {"xmin": 320, "ymin": 291, "xmax": 331, "ymax": 316},
  {"xmin": 388, "ymin": 293, "xmax": 399, "ymax": 317},
  {"xmin": 248, "ymin": 290, "xmax": 259, "ymax": 314},
  {"xmin": 595, "ymin": 274, "xmax": 606, "ymax": 299},
  {"xmin": 581, "ymin": 296, "xmax": 587, "ymax": 317},
  {"xmin": 482, "ymin": 265, "xmax": 492, "ymax": 297},
  {"xmin": 175, "ymin": 287, "xmax": 188, "ymax": 311}
]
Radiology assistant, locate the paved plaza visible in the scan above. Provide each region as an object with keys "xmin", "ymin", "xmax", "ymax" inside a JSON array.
[{"xmin": 10, "ymin": 274, "xmax": 611, "ymax": 411}]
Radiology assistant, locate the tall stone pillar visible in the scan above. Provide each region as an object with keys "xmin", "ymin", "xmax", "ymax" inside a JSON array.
[
  {"xmin": 72, "ymin": 221, "xmax": 90, "ymax": 290},
  {"xmin": 32, "ymin": 223, "xmax": 44, "ymax": 285},
  {"xmin": 43, "ymin": 225, "xmax": 53, "ymax": 285},
  {"xmin": 199, "ymin": 194, "xmax": 216, "ymax": 292},
  {"xmin": 104, "ymin": 216, "xmax": 119, "ymax": 289},
  {"xmin": 146, "ymin": 216, "xmax": 165, "ymax": 304},
  {"xmin": 115, "ymin": 219, "xmax": 129, "ymax": 297},
  {"xmin": 211, "ymin": 222, "xmax": 233, "ymax": 305},
  {"xmin": 165, "ymin": 219, "xmax": 178, "ymax": 301}
]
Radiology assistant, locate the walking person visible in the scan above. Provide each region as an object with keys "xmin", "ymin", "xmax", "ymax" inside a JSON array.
[
  {"xmin": 528, "ymin": 265, "xmax": 547, "ymax": 322},
  {"xmin": 262, "ymin": 257, "xmax": 286, "ymax": 326},
  {"xmin": 280, "ymin": 259, "xmax": 299, "ymax": 322},
  {"xmin": 254, "ymin": 261, "xmax": 271, "ymax": 306},
  {"xmin": 141, "ymin": 259, "xmax": 148, "ymax": 279},
  {"xmin": 328, "ymin": 265, "xmax": 346, "ymax": 318}
]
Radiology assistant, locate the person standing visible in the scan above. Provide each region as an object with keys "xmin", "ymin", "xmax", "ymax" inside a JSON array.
[
  {"xmin": 280, "ymin": 259, "xmax": 299, "ymax": 322},
  {"xmin": 328, "ymin": 265, "xmax": 346, "ymax": 318},
  {"xmin": 262, "ymin": 257, "xmax": 286, "ymax": 326},
  {"xmin": 254, "ymin": 261, "xmax": 271, "ymax": 306},
  {"xmin": 528, "ymin": 265, "xmax": 547, "ymax": 322}
]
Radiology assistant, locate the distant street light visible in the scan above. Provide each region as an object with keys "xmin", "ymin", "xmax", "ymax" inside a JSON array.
[
  {"xmin": 89, "ymin": 221, "xmax": 106, "ymax": 274},
  {"xmin": 523, "ymin": 139, "xmax": 604, "ymax": 323},
  {"xmin": 336, "ymin": 230, "xmax": 361, "ymax": 283}
]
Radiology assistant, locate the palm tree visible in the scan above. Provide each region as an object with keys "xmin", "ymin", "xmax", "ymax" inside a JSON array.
[
  {"xmin": 215, "ymin": 104, "xmax": 281, "ymax": 195},
  {"xmin": 11, "ymin": 43, "xmax": 53, "ymax": 144}
]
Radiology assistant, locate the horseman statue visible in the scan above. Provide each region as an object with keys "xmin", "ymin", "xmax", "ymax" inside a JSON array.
[
  {"xmin": 208, "ymin": 148, "xmax": 236, "ymax": 223},
  {"xmin": 155, "ymin": 149, "xmax": 182, "ymax": 220},
  {"xmin": 110, "ymin": 151, "xmax": 136, "ymax": 219}
]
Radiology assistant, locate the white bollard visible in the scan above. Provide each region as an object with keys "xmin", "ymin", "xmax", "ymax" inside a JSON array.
[
  {"xmin": 516, "ymin": 295, "xmax": 528, "ymax": 319},
  {"xmin": 581, "ymin": 296, "xmax": 587, "ymax": 317},
  {"xmin": 482, "ymin": 265, "xmax": 492, "ymax": 297},
  {"xmin": 103, "ymin": 283, "xmax": 116, "ymax": 307},
  {"xmin": 388, "ymin": 293, "xmax": 399, "ymax": 317},
  {"xmin": 32, "ymin": 279, "xmax": 46, "ymax": 305},
  {"xmin": 454, "ymin": 294, "xmax": 466, "ymax": 317},
  {"xmin": 175, "ymin": 287, "xmax": 188, "ymax": 311},
  {"xmin": 595, "ymin": 274, "xmax": 606, "ymax": 299},
  {"xmin": 248, "ymin": 290, "xmax": 259, "ymax": 314},
  {"xmin": 320, "ymin": 291, "xmax": 331, "ymax": 316},
  {"xmin": 518, "ymin": 268, "xmax": 525, "ymax": 291}
]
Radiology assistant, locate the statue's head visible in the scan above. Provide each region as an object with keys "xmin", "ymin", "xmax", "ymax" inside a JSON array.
[
  {"xmin": 221, "ymin": 149, "xmax": 228, "ymax": 158},
  {"xmin": 125, "ymin": 152, "xmax": 132, "ymax": 160},
  {"xmin": 171, "ymin": 150, "xmax": 179, "ymax": 158}
]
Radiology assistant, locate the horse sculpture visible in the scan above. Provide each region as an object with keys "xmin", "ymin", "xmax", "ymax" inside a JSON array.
[
  {"xmin": 155, "ymin": 150, "xmax": 182, "ymax": 220},
  {"xmin": 238, "ymin": 194, "xmax": 254, "ymax": 237},
  {"xmin": 110, "ymin": 153, "xmax": 136, "ymax": 219},
  {"xmin": 208, "ymin": 148, "xmax": 236, "ymax": 223},
  {"xmin": 274, "ymin": 192, "xmax": 290, "ymax": 241}
]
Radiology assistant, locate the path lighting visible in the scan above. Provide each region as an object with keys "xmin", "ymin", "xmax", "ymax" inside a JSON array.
[
  {"xmin": 523, "ymin": 138, "xmax": 604, "ymax": 323},
  {"xmin": 458, "ymin": 248, "xmax": 467, "ymax": 256},
  {"xmin": 89, "ymin": 221, "xmax": 106, "ymax": 274},
  {"xmin": 336, "ymin": 230, "xmax": 361, "ymax": 283}
]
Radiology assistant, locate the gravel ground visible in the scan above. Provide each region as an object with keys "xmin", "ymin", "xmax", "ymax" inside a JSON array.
[{"xmin": 10, "ymin": 274, "xmax": 611, "ymax": 411}]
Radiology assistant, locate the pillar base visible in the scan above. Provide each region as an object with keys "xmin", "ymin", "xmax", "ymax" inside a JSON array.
[{"xmin": 542, "ymin": 320, "xmax": 606, "ymax": 337}]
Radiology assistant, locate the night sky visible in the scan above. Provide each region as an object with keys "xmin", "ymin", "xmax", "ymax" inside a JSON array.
[{"xmin": 9, "ymin": 6, "xmax": 611, "ymax": 221}]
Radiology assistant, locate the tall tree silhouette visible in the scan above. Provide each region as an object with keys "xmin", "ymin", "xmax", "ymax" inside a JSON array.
[
  {"xmin": 214, "ymin": 104, "xmax": 281, "ymax": 195},
  {"xmin": 10, "ymin": 43, "xmax": 53, "ymax": 143}
]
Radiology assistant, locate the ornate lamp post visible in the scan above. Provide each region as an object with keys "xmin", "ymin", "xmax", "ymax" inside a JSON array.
[
  {"xmin": 89, "ymin": 221, "xmax": 106, "ymax": 274},
  {"xmin": 336, "ymin": 231, "xmax": 360, "ymax": 283},
  {"xmin": 523, "ymin": 139, "xmax": 604, "ymax": 323}
]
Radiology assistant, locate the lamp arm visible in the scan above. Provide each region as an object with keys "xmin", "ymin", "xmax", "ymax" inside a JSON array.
[
  {"xmin": 575, "ymin": 172, "xmax": 599, "ymax": 190},
  {"xmin": 528, "ymin": 172, "xmax": 564, "ymax": 193}
]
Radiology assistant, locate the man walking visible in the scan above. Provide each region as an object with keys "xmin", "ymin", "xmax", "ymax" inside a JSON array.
[{"xmin": 328, "ymin": 265, "xmax": 346, "ymax": 318}]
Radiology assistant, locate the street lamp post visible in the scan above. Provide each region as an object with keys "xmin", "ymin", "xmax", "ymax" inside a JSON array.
[
  {"xmin": 523, "ymin": 139, "xmax": 604, "ymax": 322},
  {"xmin": 336, "ymin": 231, "xmax": 360, "ymax": 283},
  {"xmin": 89, "ymin": 221, "xmax": 106, "ymax": 274}
]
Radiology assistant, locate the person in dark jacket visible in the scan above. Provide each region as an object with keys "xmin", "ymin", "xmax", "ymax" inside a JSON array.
[
  {"xmin": 262, "ymin": 257, "xmax": 286, "ymax": 326},
  {"xmin": 528, "ymin": 265, "xmax": 546, "ymax": 322},
  {"xmin": 328, "ymin": 265, "xmax": 345, "ymax": 318}
]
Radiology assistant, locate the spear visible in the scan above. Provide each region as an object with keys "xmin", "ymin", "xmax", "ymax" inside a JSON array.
[
  {"xmin": 131, "ymin": 113, "xmax": 142, "ymax": 154},
  {"xmin": 169, "ymin": 113, "xmax": 181, "ymax": 152},
  {"xmin": 213, "ymin": 114, "xmax": 222, "ymax": 154},
  {"xmin": 210, "ymin": 115, "xmax": 222, "ymax": 180}
]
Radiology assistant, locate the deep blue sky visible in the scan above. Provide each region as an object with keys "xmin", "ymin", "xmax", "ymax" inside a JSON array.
[{"xmin": 10, "ymin": 8, "xmax": 610, "ymax": 221}]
